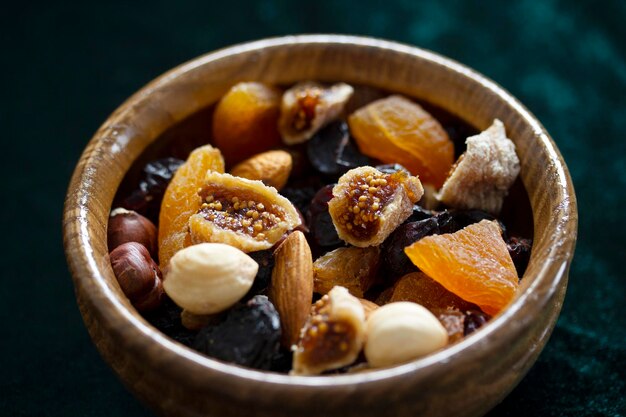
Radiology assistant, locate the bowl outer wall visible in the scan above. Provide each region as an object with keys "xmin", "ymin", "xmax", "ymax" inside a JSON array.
[{"xmin": 63, "ymin": 35, "xmax": 578, "ymax": 417}]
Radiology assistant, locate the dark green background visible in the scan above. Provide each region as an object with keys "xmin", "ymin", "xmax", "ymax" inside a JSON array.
[{"xmin": 2, "ymin": 0, "xmax": 625, "ymax": 416}]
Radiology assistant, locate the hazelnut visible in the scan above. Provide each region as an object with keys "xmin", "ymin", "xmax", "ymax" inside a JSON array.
[
  {"xmin": 108, "ymin": 208, "xmax": 158, "ymax": 258},
  {"xmin": 163, "ymin": 243, "xmax": 258, "ymax": 315},
  {"xmin": 364, "ymin": 302, "xmax": 448, "ymax": 368},
  {"xmin": 110, "ymin": 242, "xmax": 163, "ymax": 312}
]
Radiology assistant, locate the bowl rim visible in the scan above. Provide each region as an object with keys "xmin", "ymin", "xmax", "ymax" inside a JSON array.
[{"xmin": 64, "ymin": 34, "xmax": 578, "ymax": 390}]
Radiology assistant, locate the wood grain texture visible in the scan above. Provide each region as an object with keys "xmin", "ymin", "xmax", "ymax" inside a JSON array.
[{"xmin": 63, "ymin": 35, "xmax": 578, "ymax": 417}]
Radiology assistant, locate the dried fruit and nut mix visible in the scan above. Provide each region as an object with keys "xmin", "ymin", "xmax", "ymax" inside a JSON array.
[{"xmin": 108, "ymin": 81, "xmax": 533, "ymax": 375}]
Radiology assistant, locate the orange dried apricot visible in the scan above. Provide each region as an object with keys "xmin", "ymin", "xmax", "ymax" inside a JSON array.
[
  {"xmin": 348, "ymin": 95, "xmax": 454, "ymax": 188},
  {"xmin": 158, "ymin": 145, "xmax": 225, "ymax": 268},
  {"xmin": 313, "ymin": 246, "xmax": 380, "ymax": 297},
  {"xmin": 389, "ymin": 272, "xmax": 475, "ymax": 312},
  {"xmin": 404, "ymin": 220, "xmax": 518, "ymax": 315},
  {"xmin": 212, "ymin": 82, "xmax": 282, "ymax": 165}
]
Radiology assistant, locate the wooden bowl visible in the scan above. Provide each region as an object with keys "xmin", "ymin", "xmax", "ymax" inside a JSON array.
[{"xmin": 63, "ymin": 35, "xmax": 577, "ymax": 417}]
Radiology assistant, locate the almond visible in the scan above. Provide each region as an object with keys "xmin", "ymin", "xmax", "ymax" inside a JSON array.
[
  {"xmin": 268, "ymin": 231, "xmax": 314, "ymax": 348},
  {"xmin": 230, "ymin": 150, "xmax": 292, "ymax": 190}
]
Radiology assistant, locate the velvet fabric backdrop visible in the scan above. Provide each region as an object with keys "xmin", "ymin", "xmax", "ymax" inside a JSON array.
[{"xmin": 2, "ymin": 1, "xmax": 624, "ymax": 416}]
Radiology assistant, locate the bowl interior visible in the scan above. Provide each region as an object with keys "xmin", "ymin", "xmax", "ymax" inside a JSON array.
[{"xmin": 63, "ymin": 35, "xmax": 577, "ymax": 413}]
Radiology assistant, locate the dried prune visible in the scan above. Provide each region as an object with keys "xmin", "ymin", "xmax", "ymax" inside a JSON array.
[
  {"xmin": 269, "ymin": 348, "xmax": 294, "ymax": 374},
  {"xmin": 380, "ymin": 217, "xmax": 440, "ymax": 281},
  {"xmin": 336, "ymin": 136, "xmax": 371, "ymax": 172},
  {"xmin": 193, "ymin": 295, "xmax": 281, "ymax": 370},
  {"xmin": 280, "ymin": 176, "xmax": 325, "ymax": 214},
  {"xmin": 405, "ymin": 204, "xmax": 436, "ymax": 223},
  {"xmin": 244, "ymin": 249, "xmax": 275, "ymax": 299},
  {"xmin": 122, "ymin": 158, "xmax": 185, "ymax": 222},
  {"xmin": 307, "ymin": 185, "xmax": 342, "ymax": 249},
  {"xmin": 436, "ymin": 209, "xmax": 506, "ymax": 237},
  {"xmin": 375, "ymin": 163, "xmax": 408, "ymax": 175},
  {"xmin": 507, "ymin": 236, "xmax": 532, "ymax": 277},
  {"xmin": 464, "ymin": 310, "xmax": 491, "ymax": 336},
  {"xmin": 307, "ymin": 121, "xmax": 349, "ymax": 176},
  {"xmin": 145, "ymin": 296, "xmax": 196, "ymax": 346}
]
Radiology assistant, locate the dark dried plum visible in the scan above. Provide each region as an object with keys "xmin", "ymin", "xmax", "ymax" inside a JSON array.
[
  {"xmin": 375, "ymin": 163, "xmax": 409, "ymax": 175},
  {"xmin": 280, "ymin": 176, "xmax": 325, "ymax": 214},
  {"xmin": 142, "ymin": 157, "xmax": 185, "ymax": 194},
  {"xmin": 445, "ymin": 123, "xmax": 478, "ymax": 157},
  {"xmin": 507, "ymin": 236, "xmax": 532, "ymax": 277},
  {"xmin": 464, "ymin": 310, "xmax": 490, "ymax": 336},
  {"xmin": 336, "ymin": 136, "xmax": 371, "ymax": 171},
  {"xmin": 145, "ymin": 296, "xmax": 196, "ymax": 346},
  {"xmin": 307, "ymin": 185, "xmax": 342, "ymax": 249},
  {"xmin": 244, "ymin": 249, "xmax": 275, "ymax": 298},
  {"xmin": 122, "ymin": 157, "xmax": 185, "ymax": 222},
  {"xmin": 269, "ymin": 347, "xmax": 294, "ymax": 374},
  {"xmin": 436, "ymin": 209, "xmax": 506, "ymax": 237},
  {"xmin": 380, "ymin": 217, "xmax": 440, "ymax": 281},
  {"xmin": 405, "ymin": 204, "xmax": 437, "ymax": 223},
  {"xmin": 192, "ymin": 295, "xmax": 281, "ymax": 370},
  {"xmin": 307, "ymin": 121, "xmax": 349, "ymax": 176}
]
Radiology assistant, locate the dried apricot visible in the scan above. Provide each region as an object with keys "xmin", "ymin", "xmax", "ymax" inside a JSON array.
[
  {"xmin": 348, "ymin": 95, "xmax": 454, "ymax": 187},
  {"xmin": 389, "ymin": 272, "xmax": 475, "ymax": 312},
  {"xmin": 328, "ymin": 166, "xmax": 423, "ymax": 247},
  {"xmin": 188, "ymin": 172, "xmax": 301, "ymax": 252},
  {"xmin": 212, "ymin": 82, "xmax": 282, "ymax": 165},
  {"xmin": 158, "ymin": 145, "xmax": 225, "ymax": 268},
  {"xmin": 313, "ymin": 246, "xmax": 380, "ymax": 298},
  {"xmin": 404, "ymin": 220, "xmax": 518, "ymax": 315}
]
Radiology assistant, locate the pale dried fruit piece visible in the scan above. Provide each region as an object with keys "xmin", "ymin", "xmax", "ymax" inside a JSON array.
[
  {"xmin": 433, "ymin": 308, "xmax": 466, "ymax": 343},
  {"xmin": 364, "ymin": 302, "xmax": 448, "ymax": 368},
  {"xmin": 292, "ymin": 286, "xmax": 366, "ymax": 375},
  {"xmin": 268, "ymin": 231, "xmax": 314, "ymax": 348},
  {"xmin": 163, "ymin": 243, "xmax": 258, "ymax": 315},
  {"xmin": 328, "ymin": 166, "xmax": 423, "ymax": 247},
  {"xmin": 437, "ymin": 119, "xmax": 520, "ymax": 214},
  {"xmin": 158, "ymin": 145, "xmax": 225, "ymax": 268},
  {"xmin": 348, "ymin": 95, "xmax": 454, "ymax": 187},
  {"xmin": 230, "ymin": 150, "xmax": 293, "ymax": 190},
  {"xmin": 188, "ymin": 172, "xmax": 301, "ymax": 252},
  {"xmin": 279, "ymin": 82, "xmax": 354, "ymax": 145},
  {"xmin": 212, "ymin": 82, "xmax": 282, "ymax": 164},
  {"xmin": 313, "ymin": 246, "xmax": 380, "ymax": 298}
]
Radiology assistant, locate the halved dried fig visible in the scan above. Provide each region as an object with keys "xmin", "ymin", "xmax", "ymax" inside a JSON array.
[
  {"xmin": 292, "ymin": 286, "xmax": 366, "ymax": 375},
  {"xmin": 313, "ymin": 246, "xmax": 380, "ymax": 298},
  {"xmin": 279, "ymin": 82, "xmax": 354, "ymax": 145},
  {"xmin": 328, "ymin": 166, "xmax": 424, "ymax": 247},
  {"xmin": 188, "ymin": 172, "xmax": 301, "ymax": 252}
]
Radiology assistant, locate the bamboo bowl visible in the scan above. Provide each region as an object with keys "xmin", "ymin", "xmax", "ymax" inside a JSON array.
[{"xmin": 63, "ymin": 35, "xmax": 578, "ymax": 417}]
